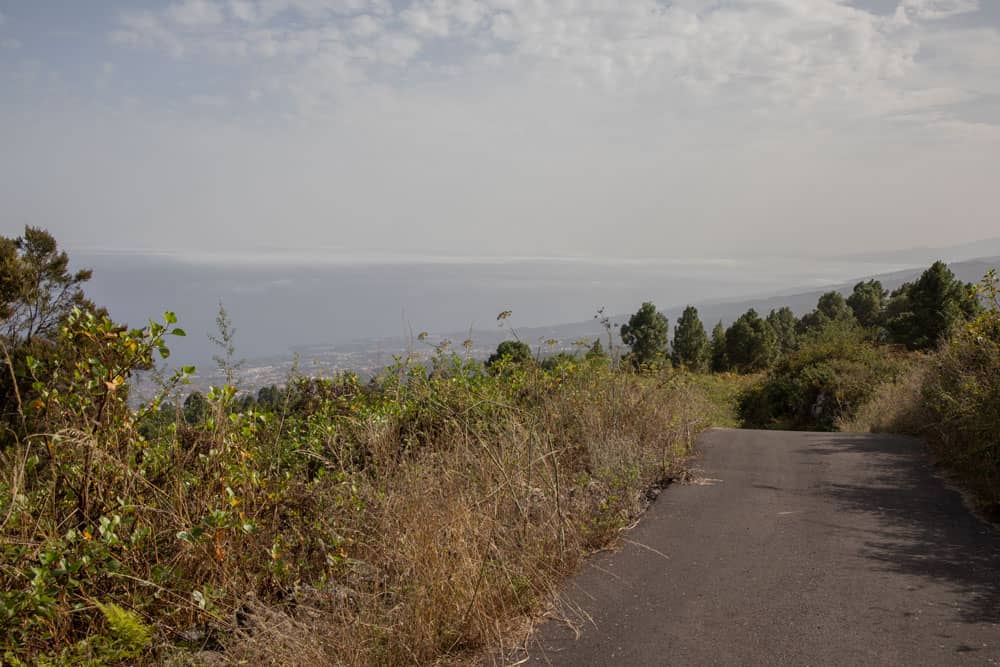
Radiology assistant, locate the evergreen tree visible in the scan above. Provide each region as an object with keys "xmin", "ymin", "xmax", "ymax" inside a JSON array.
[
  {"xmin": 846, "ymin": 280, "xmax": 888, "ymax": 329},
  {"xmin": 620, "ymin": 302, "xmax": 669, "ymax": 368},
  {"xmin": 798, "ymin": 291, "xmax": 855, "ymax": 333},
  {"xmin": 766, "ymin": 307, "xmax": 798, "ymax": 354},
  {"xmin": 1, "ymin": 226, "xmax": 96, "ymax": 345},
  {"xmin": 671, "ymin": 305, "xmax": 709, "ymax": 371},
  {"xmin": 585, "ymin": 338, "xmax": 607, "ymax": 360},
  {"xmin": 710, "ymin": 321, "xmax": 729, "ymax": 372},
  {"xmin": 0, "ymin": 227, "xmax": 109, "ymax": 443},
  {"xmin": 183, "ymin": 391, "xmax": 209, "ymax": 425},
  {"xmin": 486, "ymin": 340, "xmax": 533, "ymax": 371},
  {"xmin": 886, "ymin": 261, "xmax": 980, "ymax": 350},
  {"xmin": 725, "ymin": 309, "xmax": 779, "ymax": 373}
]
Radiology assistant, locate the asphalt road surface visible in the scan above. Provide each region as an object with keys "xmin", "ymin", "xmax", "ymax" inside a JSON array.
[{"xmin": 522, "ymin": 429, "xmax": 1000, "ymax": 666}]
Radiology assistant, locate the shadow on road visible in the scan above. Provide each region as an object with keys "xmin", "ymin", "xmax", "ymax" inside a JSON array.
[{"xmin": 798, "ymin": 433, "xmax": 1000, "ymax": 626}]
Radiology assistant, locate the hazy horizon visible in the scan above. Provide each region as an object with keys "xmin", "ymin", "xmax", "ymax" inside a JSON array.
[{"xmin": 68, "ymin": 242, "xmax": 998, "ymax": 367}]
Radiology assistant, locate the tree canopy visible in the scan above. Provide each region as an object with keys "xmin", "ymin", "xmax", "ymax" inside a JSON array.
[
  {"xmin": 798, "ymin": 291, "xmax": 855, "ymax": 334},
  {"xmin": 725, "ymin": 309, "xmax": 779, "ymax": 373},
  {"xmin": 886, "ymin": 261, "xmax": 980, "ymax": 350},
  {"xmin": 620, "ymin": 302, "xmax": 669, "ymax": 368},
  {"xmin": 710, "ymin": 321, "xmax": 728, "ymax": 372},
  {"xmin": 672, "ymin": 305, "xmax": 709, "ymax": 371},
  {"xmin": 767, "ymin": 307, "xmax": 798, "ymax": 355},
  {"xmin": 846, "ymin": 280, "xmax": 888, "ymax": 330},
  {"xmin": 486, "ymin": 340, "xmax": 533, "ymax": 371},
  {"xmin": 0, "ymin": 227, "xmax": 105, "ymax": 443}
]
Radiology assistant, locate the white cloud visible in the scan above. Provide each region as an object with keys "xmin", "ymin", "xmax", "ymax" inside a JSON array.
[
  {"xmin": 111, "ymin": 12, "xmax": 187, "ymax": 58},
  {"xmin": 229, "ymin": 0, "xmax": 259, "ymax": 22},
  {"xmin": 372, "ymin": 32, "xmax": 422, "ymax": 65},
  {"xmin": 238, "ymin": 0, "xmax": 392, "ymax": 22},
  {"xmin": 351, "ymin": 14, "xmax": 381, "ymax": 38},
  {"xmin": 101, "ymin": 0, "xmax": 1000, "ymax": 125},
  {"xmin": 166, "ymin": 0, "xmax": 225, "ymax": 28},
  {"xmin": 5, "ymin": 0, "xmax": 991, "ymax": 261},
  {"xmin": 400, "ymin": 0, "xmax": 486, "ymax": 38}
]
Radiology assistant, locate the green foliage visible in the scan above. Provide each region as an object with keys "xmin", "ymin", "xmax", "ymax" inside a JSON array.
[
  {"xmin": 846, "ymin": 280, "xmax": 888, "ymax": 330},
  {"xmin": 0, "ymin": 226, "xmax": 95, "ymax": 343},
  {"xmin": 915, "ymin": 270, "xmax": 1000, "ymax": 510},
  {"xmin": 724, "ymin": 309, "xmax": 779, "ymax": 373},
  {"xmin": 486, "ymin": 340, "xmax": 533, "ymax": 372},
  {"xmin": 798, "ymin": 291, "xmax": 855, "ymax": 334},
  {"xmin": 671, "ymin": 306, "xmax": 709, "ymax": 371},
  {"xmin": 620, "ymin": 302, "xmax": 669, "ymax": 369},
  {"xmin": 98, "ymin": 602, "xmax": 153, "ymax": 658},
  {"xmin": 540, "ymin": 352, "xmax": 578, "ymax": 371},
  {"xmin": 709, "ymin": 321, "xmax": 728, "ymax": 373},
  {"xmin": 0, "ymin": 227, "xmax": 105, "ymax": 445},
  {"xmin": 1, "ymin": 284, "xmax": 724, "ymax": 664},
  {"xmin": 0, "ymin": 308, "xmax": 189, "ymax": 658},
  {"xmin": 766, "ymin": 307, "xmax": 798, "ymax": 355},
  {"xmin": 886, "ymin": 261, "xmax": 980, "ymax": 350},
  {"xmin": 738, "ymin": 321, "xmax": 910, "ymax": 431},
  {"xmin": 183, "ymin": 391, "xmax": 209, "ymax": 424},
  {"xmin": 585, "ymin": 338, "xmax": 606, "ymax": 360}
]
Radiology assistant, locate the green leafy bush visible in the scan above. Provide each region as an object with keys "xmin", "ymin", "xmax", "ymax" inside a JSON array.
[
  {"xmin": 737, "ymin": 322, "xmax": 910, "ymax": 431},
  {"xmin": 0, "ymin": 302, "xmax": 720, "ymax": 665},
  {"xmin": 917, "ymin": 271, "xmax": 1000, "ymax": 511}
]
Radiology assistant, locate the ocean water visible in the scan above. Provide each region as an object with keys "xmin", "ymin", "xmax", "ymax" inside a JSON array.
[{"xmin": 73, "ymin": 251, "xmax": 919, "ymax": 367}]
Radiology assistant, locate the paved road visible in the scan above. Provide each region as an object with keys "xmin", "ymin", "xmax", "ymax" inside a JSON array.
[{"xmin": 522, "ymin": 429, "xmax": 1000, "ymax": 666}]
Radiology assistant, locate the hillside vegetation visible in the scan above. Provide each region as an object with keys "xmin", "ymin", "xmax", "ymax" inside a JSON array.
[
  {"xmin": 0, "ymin": 229, "xmax": 733, "ymax": 665},
  {"xmin": 842, "ymin": 271, "xmax": 1000, "ymax": 516},
  {"xmin": 1, "ymin": 227, "xmax": 996, "ymax": 664}
]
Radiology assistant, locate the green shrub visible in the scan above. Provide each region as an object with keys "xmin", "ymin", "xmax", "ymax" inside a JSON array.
[
  {"xmin": 738, "ymin": 322, "xmax": 910, "ymax": 431},
  {"xmin": 917, "ymin": 271, "xmax": 1000, "ymax": 510}
]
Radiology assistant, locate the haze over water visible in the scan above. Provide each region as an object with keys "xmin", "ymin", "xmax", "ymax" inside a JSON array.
[{"xmin": 75, "ymin": 250, "xmax": 925, "ymax": 366}]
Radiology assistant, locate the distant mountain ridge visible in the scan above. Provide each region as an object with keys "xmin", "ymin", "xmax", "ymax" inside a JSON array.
[{"xmin": 457, "ymin": 255, "xmax": 1000, "ymax": 348}]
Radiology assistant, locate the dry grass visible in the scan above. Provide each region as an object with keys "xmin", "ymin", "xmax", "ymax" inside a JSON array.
[
  {"xmin": 836, "ymin": 358, "xmax": 930, "ymax": 434},
  {"xmin": 221, "ymin": 369, "xmax": 712, "ymax": 666},
  {"xmin": 1, "ymin": 331, "xmax": 724, "ymax": 666}
]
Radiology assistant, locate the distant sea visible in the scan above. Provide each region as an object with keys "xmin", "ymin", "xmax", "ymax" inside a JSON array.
[{"xmin": 72, "ymin": 250, "xmax": 923, "ymax": 368}]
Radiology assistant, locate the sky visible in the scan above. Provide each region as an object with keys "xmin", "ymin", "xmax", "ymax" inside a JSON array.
[{"xmin": 2, "ymin": 0, "xmax": 1000, "ymax": 261}]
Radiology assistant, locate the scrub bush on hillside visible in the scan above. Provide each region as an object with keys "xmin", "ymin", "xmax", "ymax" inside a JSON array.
[{"xmin": 737, "ymin": 322, "xmax": 911, "ymax": 431}]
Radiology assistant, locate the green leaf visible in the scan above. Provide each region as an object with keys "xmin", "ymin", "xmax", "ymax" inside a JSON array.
[
  {"xmin": 164, "ymin": 311, "xmax": 178, "ymax": 324},
  {"xmin": 171, "ymin": 328, "xmax": 187, "ymax": 337},
  {"xmin": 182, "ymin": 365, "xmax": 197, "ymax": 375}
]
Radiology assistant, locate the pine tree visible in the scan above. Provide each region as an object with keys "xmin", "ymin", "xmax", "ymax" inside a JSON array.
[
  {"xmin": 798, "ymin": 291, "xmax": 855, "ymax": 334},
  {"xmin": 886, "ymin": 261, "xmax": 980, "ymax": 350},
  {"xmin": 725, "ymin": 309, "xmax": 779, "ymax": 373},
  {"xmin": 585, "ymin": 338, "xmax": 606, "ymax": 360},
  {"xmin": 846, "ymin": 280, "xmax": 888, "ymax": 329},
  {"xmin": 672, "ymin": 305, "xmax": 709, "ymax": 371},
  {"xmin": 767, "ymin": 307, "xmax": 798, "ymax": 354},
  {"xmin": 620, "ymin": 302, "xmax": 669, "ymax": 369},
  {"xmin": 710, "ymin": 321, "xmax": 728, "ymax": 373}
]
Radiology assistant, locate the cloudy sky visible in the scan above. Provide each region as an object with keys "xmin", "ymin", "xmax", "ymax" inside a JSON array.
[{"xmin": 2, "ymin": 0, "xmax": 999, "ymax": 261}]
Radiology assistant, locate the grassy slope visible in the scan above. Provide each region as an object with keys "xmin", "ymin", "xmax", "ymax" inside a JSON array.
[{"xmin": 1, "ymin": 348, "xmax": 741, "ymax": 665}]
